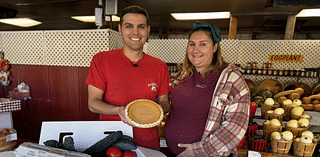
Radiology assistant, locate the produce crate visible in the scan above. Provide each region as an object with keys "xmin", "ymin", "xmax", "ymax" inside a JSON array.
[
  {"xmin": 0, "ymin": 128, "xmax": 17, "ymax": 152},
  {"xmin": 270, "ymin": 137, "xmax": 293, "ymax": 155},
  {"xmin": 248, "ymin": 137, "xmax": 268, "ymax": 152},
  {"xmin": 246, "ymin": 125, "xmax": 258, "ymax": 136},
  {"xmin": 293, "ymin": 141, "xmax": 317, "ymax": 157},
  {"xmin": 263, "ymin": 124, "xmax": 283, "ymax": 139},
  {"xmin": 285, "ymin": 124, "xmax": 308, "ymax": 138},
  {"xmin": 265, "ymin": 112, "xmax": 284, "ymax": 121},
  {"xmin": 261, "ymin": 103, "xmax": 279, "ymax": 118}
]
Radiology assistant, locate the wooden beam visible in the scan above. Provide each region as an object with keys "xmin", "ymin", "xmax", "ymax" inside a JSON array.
[
  {"xmin": 284, "ymin": 15, "xmax": 296, "ymax": 40},
  {"xmin": 229, "ymin": 16, "xmax": 238, "ymax": 40}
]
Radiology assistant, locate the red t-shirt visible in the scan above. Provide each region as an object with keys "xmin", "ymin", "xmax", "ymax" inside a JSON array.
[{"xmin": 85, "ymin": 49, "xmax": 172, "ymax": 149}]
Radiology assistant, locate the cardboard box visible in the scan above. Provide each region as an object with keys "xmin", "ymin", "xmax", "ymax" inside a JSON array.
[
  {"xmin": 24, "ymin": 121, "xmax": 165, "ymax": 157},
  {"xmin": 14, "ymin": 142, "xmax": 91, "ymax": 157}
]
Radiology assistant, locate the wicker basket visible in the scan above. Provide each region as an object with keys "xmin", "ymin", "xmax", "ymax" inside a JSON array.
[
  {"xmin": 291, "ymin": 111, "xmax": 305, "ymax": 120},
  {"xmin": 265, "ymin": 113, "xmax": 284, "ymax": 121},
  {"xmin": 270, "ymin": 137, "xmax": 293, "ymax": 154},
  {"xmin": 0, "ymin": 128, "xmax": 17, "ymax": 152},
  {"xmin": 285, "ymin": 124, "xmax": 308, "ymax": 138},
  {"xmin": 263, "ymin": 124, "xmax": 283, "ymax": 139},
  {"xmin": 261, "ymin": 103, "xmax": 280, "ymax": 118},
  {"xmin": 282, "ymin": 104, "xmax": 294, "ymax": 121},
  {"xmin": 293, "ymin": 140, "xmax": 317, "ymax": 157}
]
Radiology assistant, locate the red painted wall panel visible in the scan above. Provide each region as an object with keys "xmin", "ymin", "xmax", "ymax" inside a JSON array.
[
  {"xmin": 79, "ymin": 67, "xmax": 100, "ymax": 121},
  {"xmin": 5, "ymin": 64, "xmax": 98, "ymax": 141}
]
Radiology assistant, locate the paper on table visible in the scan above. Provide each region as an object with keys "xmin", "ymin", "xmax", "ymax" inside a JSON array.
[
  {"xmin": 137, "ymin": 146, "xmax": 166, "ymax": 157},
  {"xmin": 248, "ymin": 151, "xmax": 261, "ymax": 157}
]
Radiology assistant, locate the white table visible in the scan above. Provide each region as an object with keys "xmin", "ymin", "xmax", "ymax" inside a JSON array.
[{"xmin": 0, "ymin": 98, "xmax": 21, "ymax": 128}]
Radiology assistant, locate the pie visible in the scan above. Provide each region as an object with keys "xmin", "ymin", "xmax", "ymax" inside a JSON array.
[{"xmin": 125, "ymin": 99, "xmax": 164, "ymax": 128}]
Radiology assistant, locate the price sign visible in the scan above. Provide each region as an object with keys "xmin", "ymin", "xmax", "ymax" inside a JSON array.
[{"xmin": 248, "ymin": 151, "xmax": 261, "ymax": 157}]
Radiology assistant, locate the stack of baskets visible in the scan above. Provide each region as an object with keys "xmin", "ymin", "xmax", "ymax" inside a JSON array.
[{"xmin": 0, "ymin": 128, "xmax": 17, "ymax": 152}]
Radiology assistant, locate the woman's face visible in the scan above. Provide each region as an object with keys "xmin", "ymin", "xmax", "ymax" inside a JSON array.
[{"xmin": 187, "ymin": 31, "xmax": 217, "ymax": 73}]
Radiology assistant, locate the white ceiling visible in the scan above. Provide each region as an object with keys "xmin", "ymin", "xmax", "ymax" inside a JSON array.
[{"xmin": 0, "ymin": 0, "xmax": 320, "ymax": 35}]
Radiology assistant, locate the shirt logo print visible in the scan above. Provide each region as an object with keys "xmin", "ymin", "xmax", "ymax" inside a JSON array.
[{"xmin": 148, "ymin": 82, "xmax": 158, "ymax": 91}]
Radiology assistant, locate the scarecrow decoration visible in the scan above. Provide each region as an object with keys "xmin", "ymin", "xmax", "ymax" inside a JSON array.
[{"xmin": 0, "ymin": 52, "xmax": 10, "ymax": 86}]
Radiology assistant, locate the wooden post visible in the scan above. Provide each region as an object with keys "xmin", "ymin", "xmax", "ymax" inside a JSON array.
[
  {"xmin": 284, "ymin": 15, "xmax": 296, "ymax": 40},
  {"xmin": 229, "ymin": 16, "xmax": 238, "ymax": 40}
]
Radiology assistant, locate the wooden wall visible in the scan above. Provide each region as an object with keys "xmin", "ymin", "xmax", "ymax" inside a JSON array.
[{"xmin": 0, "ymin": 64, "xmax": 99, "ymax": 141}]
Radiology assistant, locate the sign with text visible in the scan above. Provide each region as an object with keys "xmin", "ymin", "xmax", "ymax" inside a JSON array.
[{"xmin": 268, "ymin": 54, "xmax": 303, "ymax": 62}]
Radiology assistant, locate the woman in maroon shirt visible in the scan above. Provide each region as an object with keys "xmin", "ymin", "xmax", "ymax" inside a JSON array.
[{"xmin": 164, "ymin": 20, "xmax": 249, "ymax": 157}]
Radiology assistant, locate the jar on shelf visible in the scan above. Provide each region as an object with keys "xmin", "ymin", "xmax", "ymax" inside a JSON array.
[
  {"xmin": 257, "ymin": 69, "xmax": 262, "ymax": 75},
  {"xmin": 273, "ymin": 69, "xmax": 278, "ymax": 75},
  {"xmin": 278, "ymin": 69, "xmax": 284, "ymax": 76},
  {"xmin": 290, "ymin": 69, "xmax": 295, "ymax": 76},
  {"xmin": 252, "ymin": 68, "xmax": 257, "ymax": 74},
  {"xmin": 263, "ymin": 68, "xmax": 268, "ymax": 75},
  {"xmin": 300, "ymin": 70, "xmax": 306, "ymax": 77},
  {"xmin": 268, "ymin": 69, "xmax": 273, "ymax": 75},
  {"xmin": 284, "ymin": 68, "xmax": 289, "ymax": 76},
  {"xmin": 306, "ymin": 70, "xmax": 310, "ymax": 77},
  {"xmin": 267, "ymin": 62, "xmax": 272, "ymax": 69},
  {"xmin": 252, "ymin": 62, "xmax": 258, "ymax": 68},
  {"xmin": 246, "ymin": 68, "xmax": 252, "ymax": 74},
  {"xmin": 295, "ymin": 69, "xmax": 301, "ymax": 76},
  {"xmin": 262, "ymin": 63, "xmax": 268, "ymax": 69}
]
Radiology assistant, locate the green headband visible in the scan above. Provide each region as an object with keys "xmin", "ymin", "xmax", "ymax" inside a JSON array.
[{"xmin": 192, "ymin": 20, "xmax": 221, "ymax": 43}]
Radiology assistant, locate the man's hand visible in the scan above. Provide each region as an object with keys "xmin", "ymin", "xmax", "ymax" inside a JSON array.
[
  {"xmin": 117, "ymin": 106, "xmax": 136, "ymax": 127},
  {"xmin": 177, "ymin": 143, "xmax": 195, "ymax": 157}
]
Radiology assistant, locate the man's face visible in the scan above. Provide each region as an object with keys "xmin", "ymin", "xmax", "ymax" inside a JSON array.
[{"xmin": 118, "ymin": 13, "xmax": 150, "ymax": 52}]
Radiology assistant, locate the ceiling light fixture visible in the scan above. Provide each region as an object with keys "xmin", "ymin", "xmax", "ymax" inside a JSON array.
[
  {"xmin": 0, "ymin": 18, "xmax": 42, "ymax": 27},
  {"xmin": 71, "ymin": 15, "xmax": 120, "ymax": 23},
  {"xmin": 297, "ymin": 8, "xmax": 320, "ymax": 17},
  {"xmin": 171, "ymin": 11, "xmax": 231, "ymax": 20}
]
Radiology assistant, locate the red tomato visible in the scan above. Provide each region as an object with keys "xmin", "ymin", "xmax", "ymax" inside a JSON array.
[
  {"xmin": 106, "ymin": 146, "xmax": 122, "ymax": 157},
  {"xmin": 123, "ymin": 151, "xmax": 137, "ymax": 157}
]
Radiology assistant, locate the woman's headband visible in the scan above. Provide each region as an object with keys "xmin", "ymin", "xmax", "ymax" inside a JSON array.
[{"xmin": 192, "ymin": 20, "xmax": 221, "ymax": 44}]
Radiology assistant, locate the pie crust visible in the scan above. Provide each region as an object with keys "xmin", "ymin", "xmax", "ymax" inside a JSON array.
[{"xmin": 125, "ymin": 99, "xmax": 164, "ymax": 128}]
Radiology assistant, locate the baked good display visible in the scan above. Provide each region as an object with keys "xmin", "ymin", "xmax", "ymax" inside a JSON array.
[{"xmin": 125, "ymin": 99, "xmax": 164, "ymax": 128}]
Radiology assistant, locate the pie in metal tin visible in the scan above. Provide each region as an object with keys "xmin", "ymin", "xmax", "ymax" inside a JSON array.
[{"xmin": 125, "ymin": 99, "xmax": 164, "ymax": 128}]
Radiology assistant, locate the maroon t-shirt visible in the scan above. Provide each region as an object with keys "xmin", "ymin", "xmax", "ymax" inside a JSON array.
[{"xmin": 164, "ymin": 66, "xmax": 226, "ymax": 155}]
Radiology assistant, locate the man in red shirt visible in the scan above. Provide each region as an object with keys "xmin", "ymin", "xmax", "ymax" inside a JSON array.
[{"xmin": 85, "ymin": 5, "xmax": 172, "ymax": 150}]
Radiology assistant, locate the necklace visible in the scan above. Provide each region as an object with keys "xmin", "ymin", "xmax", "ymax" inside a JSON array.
[{"xmin": 196, "ymin": 84, "xmax": 207, "ymax": 88}]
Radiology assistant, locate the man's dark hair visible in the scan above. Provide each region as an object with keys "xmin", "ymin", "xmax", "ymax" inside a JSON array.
[{"xmin": 119, "ymin": 5, "xmax": 149, "ymax": 25}]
